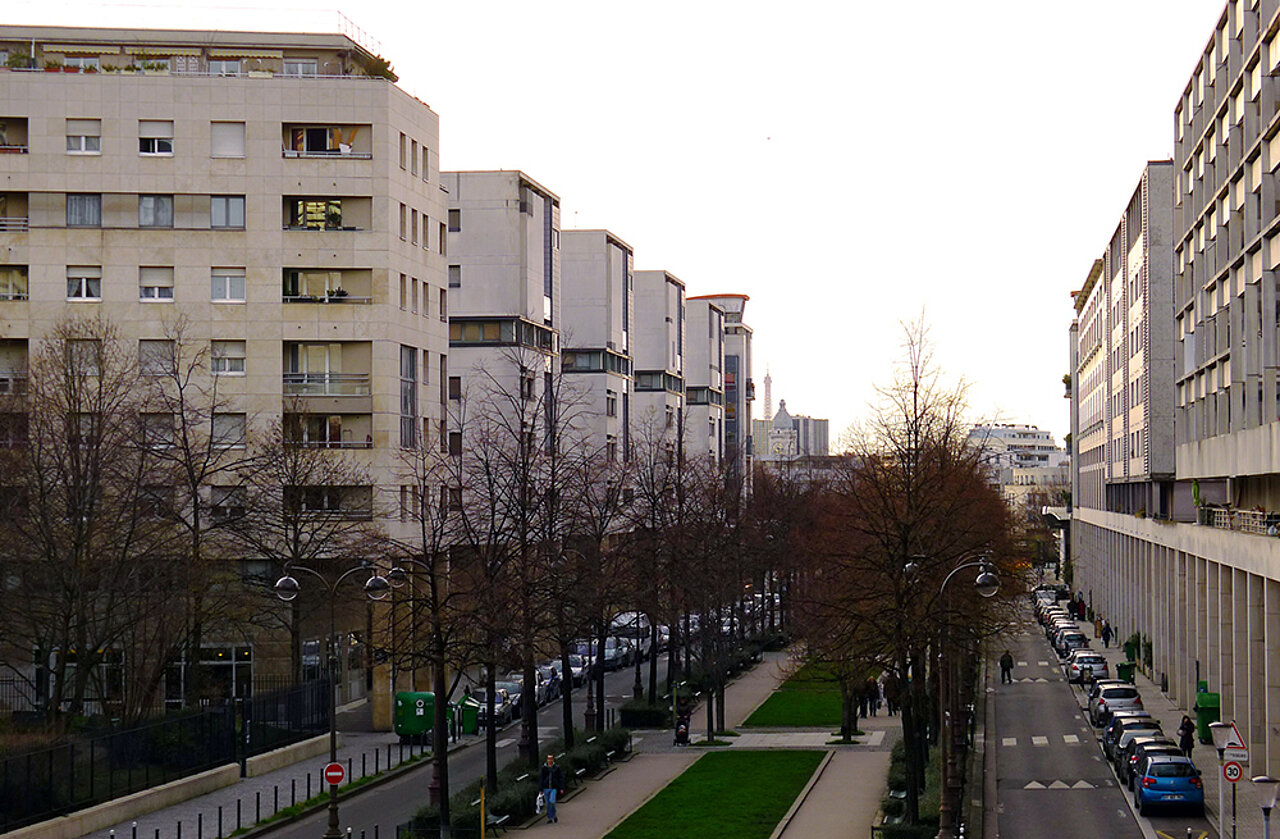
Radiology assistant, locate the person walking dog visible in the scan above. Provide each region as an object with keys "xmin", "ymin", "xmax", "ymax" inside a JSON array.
[{"xmin": 539, "ymin": 754, "xmax": 564, "ymax": 824}]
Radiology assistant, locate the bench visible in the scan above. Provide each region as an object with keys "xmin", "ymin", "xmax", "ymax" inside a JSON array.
[
  {"xmin": 605, "ymin": 750, "xmax": 616, "ymax": 763},
  {"xmin": 573, "ymin": 767, "xmax": 587, "ymax": 787},
  {"xmin": 487, "ymin": 813, "xmax": 509, "ymax": 834}
]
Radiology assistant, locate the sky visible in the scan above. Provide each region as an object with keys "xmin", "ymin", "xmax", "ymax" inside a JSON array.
[{"xmin": 10, "ymin": 0, "xmax": 1229, "ymax": 444}]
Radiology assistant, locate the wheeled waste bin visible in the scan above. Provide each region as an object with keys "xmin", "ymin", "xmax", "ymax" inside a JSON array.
[
  {"xmin": 1116, "ymin": 661, "xmax": 1135, "ymax": 684},
  {"xmin": 1194, "ymin": 692, "xmax": 1220, "ymax": 744}
]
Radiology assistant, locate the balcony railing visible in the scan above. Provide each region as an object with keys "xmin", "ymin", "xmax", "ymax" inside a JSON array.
[
  {"xmin": 0, "ymin": 372, "xmax": 27, "ymax": 394},
  {"xmin": 282, "ymin": 294, "xmax": 371, "ymax": 304},
  {"xmin": 1208, "ymin": 507, "xmax": 1280, "ymax": 536},
  {"xmin": 282, "ymin": 372, "xmax": 370, "ymax": 396},
  {"xmin": 286, "ymin": 439, "xmax": 373, "ymax": 449},
  {"xmin": 0, "ymin": 218, "xmax": 29, "ymax": 232},
  {"xmin": 0, "ymin": 291, "xmax": 27, "ymax": 302},
  {"xmin": 282, "ymin": 149, "xmax": 373, "ymax": 160},
  {"xmin": 0, "ymin": 145, "xmax": 26, "ymax": 154}
]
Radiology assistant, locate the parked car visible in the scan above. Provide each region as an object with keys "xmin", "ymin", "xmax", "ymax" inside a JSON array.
[
  {"xmin": 535, "ymin": 664, "xmax": 562, "ymax": 701},
  {"xmin": 1065, "ymin": 651, "xmax": 1109, "ymax": 683},
  {"xmin": 495, "ymin": 680, "xmax": 524, "ymax": 717},
  {"xmin": 1110, "ymin": 720, "xmax": 1165, "ymax": 766},
  {"xmin": 565, "ymin": 654, "xmax": 588, "ymax": 686},
  {"xmin": 610, "ymin": 611, "xmax": 654, "ymax": 659},
  {"xmin": 1102, "ymin": 714, "xmax": 1159, "ymax": 760},
  {"xmin": 1090, "ymin": 684, "xmax": 1145, "ymax": 726},
  {"xmin": 474, "ymin": 687, "xmax": 513, "ymax": 726},
  {"xmin": 1122, "ymin": 737, "xmax": 1182, "ymax": 789},
  {"xmin": 1133, "ymin": 755, "xmax": 1205, "ymax": 816}
]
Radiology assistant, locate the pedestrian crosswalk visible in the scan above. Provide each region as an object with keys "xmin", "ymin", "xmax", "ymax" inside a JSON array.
[{"xmin": 1000, "ymin": 734, "xmax": 1087, "ymax": 747}]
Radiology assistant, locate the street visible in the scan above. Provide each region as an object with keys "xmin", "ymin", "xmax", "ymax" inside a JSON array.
[
  {"xmin": 266, "ymin": 662, "xmax": 658, "ymax": 839},
  {"xmin": 995, "ymin": 622, "xmax": 1215, "ymax": 839}
]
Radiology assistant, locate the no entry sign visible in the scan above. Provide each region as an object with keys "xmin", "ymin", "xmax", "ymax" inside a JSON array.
[{"xmin": 324, "ymin": 761, "xmax": 345, "ymax": 786}]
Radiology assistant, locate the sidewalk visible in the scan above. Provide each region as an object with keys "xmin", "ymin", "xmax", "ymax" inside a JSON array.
[
  {"xmin": 1085, "ymin": 629, "xmax": 1257, "ymax": 839},
  {"xmin": 524, "ymin": 651, "xmax": 900, "ymax": 838}
]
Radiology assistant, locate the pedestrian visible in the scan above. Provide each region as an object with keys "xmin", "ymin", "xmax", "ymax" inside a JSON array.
[
  {"xmin": 883, "ymin": 672, "xmax": 900, "ymax": 716},
  {"xmin": 539, "ymin": 754, "xmax": 563, "ymax": 824},
  {"xmin": 999, "ymin": 650, "xmax": 1014, "ymax": 684},
  {"xmin": 864, "ymin": 677, "xmax": 880, "ymax": 717},
  {"xmin": 857, "ymin": 687, "xmax": 869, "ymax": 719},
  {"xmin": 1100, "ymin": 621, "xmax": 1112, "ymax": 649},
  {"xmin": 1178, "ymin": 715, "xmax": 1196, "ymax": 758}
]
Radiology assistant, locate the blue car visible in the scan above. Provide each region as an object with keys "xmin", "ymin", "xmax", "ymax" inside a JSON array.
[{"xmin": 1133, "ymin": 755, "xmax": 1204, "ymax": 816}]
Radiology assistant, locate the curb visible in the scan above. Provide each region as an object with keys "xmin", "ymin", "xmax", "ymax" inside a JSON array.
[{"xmin": 768, "ymin": 749, "xmax": 834, "ymax": 839}]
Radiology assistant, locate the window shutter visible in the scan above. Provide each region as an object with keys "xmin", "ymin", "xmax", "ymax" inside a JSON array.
[
  {"xmin": 211, "ymin": 122, "xmax": 246, "ymax": 157},
  {"xmin": 66, "ymin": 118, "xmax": 100, "ymax": 135},
  {"xmin": 139, "ymin": 120, "xmax": 173, "ymax": 139}
]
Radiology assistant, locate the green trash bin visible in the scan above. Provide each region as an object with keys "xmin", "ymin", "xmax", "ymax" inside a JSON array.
[
  {"xmin": 1116, "ymin": 661, "xmax": 1135, "ymax": 684},
  {"xmin": 395, "ymin": 691, "xmax": 454, "ymax": 743},
  {"xmin": 458, "ymin": 696, "xmax": 480, "ymax": 736},
  {"xmin": 1194, "ymin": 692, "xmax": 1220, "ymax": 744}
]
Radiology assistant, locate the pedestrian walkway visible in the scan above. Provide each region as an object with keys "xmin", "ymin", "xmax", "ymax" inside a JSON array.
[
  {"xmin": 1083, "ymin": 625, "xmax": 1259, "ymax": 839},
  {"xmin": 526, "ymin": 652, "xmax": 900, "ymax": 838}
]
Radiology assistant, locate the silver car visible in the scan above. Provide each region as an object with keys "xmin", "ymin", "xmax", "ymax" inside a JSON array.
[
  {"xmin": 1065, "ymin": 650, "xmax": 1109, "ymax": 683},
  {"xmin": 1089, "ymin": 684, "xmax": 1144, "ymax": 725}
]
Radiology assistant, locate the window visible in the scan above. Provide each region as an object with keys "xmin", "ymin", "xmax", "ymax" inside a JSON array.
[
  {"xmin": 139, "ymin": 266, "xmax": 174, "ymax": 300},
  {"xmin": 411, "ymin": 277, "xmax": 418, "ymax": 313},
  {"xmin": 211, "ymin": 413, "xmax": 247, "ymax": 449},
  {"xmin": 0, "ymin": 267, "xmax": 29, "ymax": 301},
  {"xmin": 211, "ymin": 340, "xmax": 246, "ymax": 375},
  {"xmin": 64, "ymin": 56, "xmax": 100, "ymax": 71},
  {"xmin": 400, "ymin": 345, "xmax": 417, "ymax": 448},
  {"xmin": 66, "ymin": 266, "xmax": 101, "ymax": 300},
  {"xmin": 66, "ymin": 194, "xmax": 101, "ymax": 227},
  {"xmin": 399, "ymin": 273, "xmax": 407, "ymax": 310},
  {"xmin": 208, "ymin": 59, "xmax": 240, "ymax": 76},
  {"xmin": 422, "ymin": 146, "xmax": 429, "ymax": 181},
  {"xmin": 141, "ymin": 413, "xmax": 175, "ymax": 449},
  {"xmin": 411, "ymin": 139, "xmax": 419, "ymax": 175},
  {"xmin": 210, "ymin": 122, "xmax": 246, "ymax": 158},
  {"xmin": 211, "ymin": 268, "xmax": 246, "ymax": 302},
  {"xmin": 399, "ymin": 133, "xmax": 407, "ymax": 169},
  {"xmin": 606, "ymin": 390, "xmax": 617, "ymax": 417},
  {"xmin": 138, "ymin": 195, "xmax": 174, "ymax": 228},
  {"xmin": 439, "ymin": 288, "xmax": 447, "ymax": 321},
  {"xmin": 422, "ymin": 280, "xmax": 430, "ymax": 316},
  {"xmin": 411, "ymin": 209, "xmax": 418, "ymax": 245},
  {"xmin": 282, "ymin": 58, "xmax": 318, "ymax": 76},
  {"xmin": 139, "ymin": 340, "xmax": 175, "ymax": 376},
  {"xmin": 399, "ymin": 203, "xmax": 407, "ymax": 240},
  {"xmin": 448, "ymin": 376, "xmax": 461, "ymax": 400},
  {"xmin": 209, "ymin": 487, "xmax": 245, "ymax": 520},
  {"xmin": 68, "ymin": 339, "xmax": 101, "ymax": 376},
  {"xmin": 448, "ymin": 431, "xmax": 462, "ymax": 456},
  {"xmin": 439, "ymin": 222, "xmax": 446, "ymax": 255},
  {"xmin": 138, "ymin": 120, "xmax": 174, "ymax": 155},
  {"xmin": 448, "ymin": 209, "xmax": 460, "ymax": 232},
  {"xmin": 66, "ymin": 119, "xmax": 101, "ymax": 154},
  {"xmin": 288, "ymin": 199, "xmax": 342, "ymax": 230},
  {"xmin": 448, "ymin": 265, "xmax": 461, "ymax": 288},
  {"xmin": 210, "ymin": 196, "xmax": 246, "ymax": 229}
]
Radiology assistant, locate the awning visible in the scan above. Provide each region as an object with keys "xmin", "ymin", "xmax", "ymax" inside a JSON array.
[
  {"xmin": 124, "ymin": 46, "xmax": 202, "ymax": 57},
  {"xmin": 45, "ymin": 44, "xmax": 119, "ymax": 55},
  {"xmin": 208, "ymin": 48, "xmax": 284, "ymax": 59}
]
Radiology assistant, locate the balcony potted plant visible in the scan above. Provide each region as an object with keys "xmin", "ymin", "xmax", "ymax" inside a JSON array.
[
  {"xmin": 43, "ymin": 59, "xmax": 63, "ymax": 72},
  {"xmin": 327, "ymin": 287, "xmax": 348, "ymax": 300},
  {"xmin": 5, "ymin": 52, "xmax": 33, "ymax": 70}
]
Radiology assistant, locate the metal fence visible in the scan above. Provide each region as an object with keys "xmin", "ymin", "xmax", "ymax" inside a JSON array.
[
  {"xmin": 0, "ymin": 707, "xmax": 235, "ymax": 833},
  {"xmin": 0, "ymin": 679, "xmax": 331, "ymax": 833}
]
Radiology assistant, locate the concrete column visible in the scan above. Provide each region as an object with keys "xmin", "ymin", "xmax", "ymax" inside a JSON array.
[
  {"xmin": 1264, "ymin": 577, "xmax": 1280, "ymax": 774},
  {"xmin": 1207, "ymin": 562, "xmax": 1221, "ymax": 690},
  {"xmin": 1247, "ymin": 572, "xmax": 1266, "ymax": 758}
]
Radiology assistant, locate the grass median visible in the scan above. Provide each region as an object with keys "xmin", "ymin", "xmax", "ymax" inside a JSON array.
[
  {"xmin": 743, "ymin": 664, "xmax": 849, "ymax": 728},
  {"xmin": 603, "ymin": 750, "xmax": 823, "ymax": 839}
]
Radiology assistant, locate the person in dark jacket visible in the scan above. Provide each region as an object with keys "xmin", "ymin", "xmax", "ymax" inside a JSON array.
[
  {"xmin": 1178, "ymin": 715, "xmax": 1196, "ymax": 757},
  {"xmin": 539, "ymin": 754, "xmax": 564, "ymax": 824},
  {"xmin": 999, "ymin": 650, "xmax": 1014, "ymax": 684}
]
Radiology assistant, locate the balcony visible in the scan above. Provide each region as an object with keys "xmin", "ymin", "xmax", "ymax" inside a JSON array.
[
  {"xmin": 0, "ymin": 118, "xmax": 28, "ymax": 154},
  {"xmin": 282, "ymin": 124, "xmax": 373, "ymax": 159},
  {"xmin": 282, "ymin": 372, "xmax": 370, "ymax": 396},
  {"xmin": 0, "ymin": 371, "xmax": 27, "ymax": 394},
  {"xmin": 284, "ymin": 412, "xmax": 373, "ymax": 449},
  {"xmin": 283, "ymin": 268, "xmax": 372, "ymax": 304},
  {"xmin": 1207, "ymin": 507, "xmax": 1280, "ymax": 536},
  {"xmin": 283, "ymin": 197, "xmax": 370, "ymax": 232}
]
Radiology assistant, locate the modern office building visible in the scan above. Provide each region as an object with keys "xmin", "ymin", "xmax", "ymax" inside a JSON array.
[
  {"xmin": 560, "ymin": 229, "xmax": 633, "ymax": 462},
  {"xmin": 690, "ymin": 294, "xmax": 753, "ymax": 492},
  {"xmin": 683, "ymin": 297, "xmax": 725, "ymax": 461},
  {"xmin": 631, "ymin": 269, "xmax": 685, "ymax": 446},
  {"xmin": 0, "ymin": 25, "xmax": 449, "ymax": 718},
  {"xmin": 1071, "ymin": 11, "xmax": 1280, "ymax": 773}
]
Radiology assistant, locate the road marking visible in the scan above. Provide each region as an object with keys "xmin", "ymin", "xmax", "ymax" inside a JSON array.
[
  {"xmin": 1017, "ymin": 661, "xmax": 1028, "ymax": 667},
  {"xmin": 1002, "ymin": 737, "xmax": 1017, "ymax": 746},
  {"xmin": 1071, "ymin": 780, "xmax": 1094, "ymax": 789},
  {"xmin": 495, "ymin": 738, "xmax": 515, "ymax": 748},
  {"xmin": 1157, "ymin": 833, "xmax": 1206, "ymax": 839},
  {"xmin": 1048, "ymin": 780, "xmax": 1070, "ymax": 789},
  {"xmin": 1037, "ymin": 660, "xmax": 1049, "ymax": 666},
  {"xmin": 1032, "ymin": 736, "xmax": 1048, "ymax": 746},
  {"xmin": 1063, "ymin": 734, "xmax": 1080, "ymax": 744},
  {"xmin": 1023, "ymin": 781, "xmax": 1046, "ymax": 789}
]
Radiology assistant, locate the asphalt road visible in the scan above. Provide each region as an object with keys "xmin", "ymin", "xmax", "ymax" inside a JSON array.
[
  {"xmin": 995, "ymin": 622, "xmax": 1216, "ymax": 839},
  {"xmin": 266, "ymin": 660, "xmax": 659, "ymax": 839}
]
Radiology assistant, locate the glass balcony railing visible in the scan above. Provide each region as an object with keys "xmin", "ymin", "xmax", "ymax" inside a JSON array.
[{"xmin": 282, "ymin": 372, "xmax": 370, "ymax": 396}]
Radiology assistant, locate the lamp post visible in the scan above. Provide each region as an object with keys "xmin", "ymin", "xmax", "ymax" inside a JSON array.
[
  {"xmin": 930, "ymin": 559, "xmax": 1000, "ymax": 839},
  {"xmin": 1209, "ymin": 721, "xmax": 1234, "ymax": 839},
  {"xmin": 1255, "ymin": 775, "xmax": 1280, "ymax": 839},
  {"xmin": 275, "ymin": 562, "xmax": 390, "ymax": 839}
]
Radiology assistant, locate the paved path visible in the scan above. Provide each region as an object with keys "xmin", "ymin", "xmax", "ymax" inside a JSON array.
[{"xmin": 777, "ymin": 749, "xmax": 894, "ymax": 838}]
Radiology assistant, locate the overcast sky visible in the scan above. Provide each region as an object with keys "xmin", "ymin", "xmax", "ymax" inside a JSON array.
[{"xmin": 12, "ymin": 0, "xmax": 1228, "ymax": 445}]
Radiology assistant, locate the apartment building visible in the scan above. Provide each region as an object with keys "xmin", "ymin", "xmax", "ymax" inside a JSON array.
[
  {"xmin": 0, "ymin": 25, "xmax": 448, "ymax": 716},
  {"xmin": 631, "ymin": 269, "xmax": 685, "ymax": 446},
  {"xmin": 684, "ymin": 297, "xmax": 725, "ymax": 461},
  {"xmin": 692, "ymin": 294, "xmax": 754, "ymax": 492},
  {"xmin": 560, "ymin": 229, "xmax": 633, "ymax": 462},
  {"xmin": 1072, "ymin": 4, "xmax": 1280, "ymax": 774},
  {"xmin": 442, "ymin": 170, "xmax": 561, "ymax": 438}
]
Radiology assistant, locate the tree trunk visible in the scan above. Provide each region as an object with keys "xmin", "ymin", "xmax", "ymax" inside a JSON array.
[
  {"xmin": 484, "ymin": 664, "xmax": 498, "ymax": 792},
  {"xmin": 559, "ymin": 643, "xmax": 575, "ymax": 750},
  {"xmin": 520, "ymin": 658, "xmax": 539, "ymax": 766}
]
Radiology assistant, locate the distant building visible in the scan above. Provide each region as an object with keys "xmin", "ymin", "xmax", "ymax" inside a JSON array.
[
  {"xmin": 753, "ymin": 399, "xmax": 829, "ymax": 461},
  {"xmin": 968, "ymin": 424, "xmax": 1069, "ymax": 509}
]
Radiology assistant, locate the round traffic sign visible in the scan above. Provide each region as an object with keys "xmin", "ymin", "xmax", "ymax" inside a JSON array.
[
  {"xmin": 323, "ymin": 761, "xmax": 345, "ymax": 786},
  {"xmin": 1224, "ymin": 761, "xmax": 1243, "ymax": 783}
]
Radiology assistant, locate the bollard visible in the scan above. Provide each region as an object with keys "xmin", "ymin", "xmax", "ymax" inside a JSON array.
[
  {"xmin": 110, "ymin": 830, "xmax": 115, "ymax": 839},
  {"xmin": 177, "ymin": 821, "xmax": 182, "ymax": 839},
  {"xmin": 346, "ymin": 829, "xmax": 352, "ymax": 839},
  {"xmin": 274, "ymin": 784, "xmax": 278, "ymax": 813},
  {"xmin": 197, "ymin": 812, "xmax": 202, "ymax": 839},
  {"xmin": 361, "ymin": 831, "xmax": 366, "ymax": 839},
  {"xmin": 132, "ymin": 822, "xmax": 138, "ymax": 839},
  {"xmin": 347, "ymin": 757, "xmax": 352, "ymax": 781},
  {"xmin": 236, "ymin": 799, "xmax": 241, "ymax": 831},
  {"xmin": 362, "ymin": 753, "xmax": 366, "ymax": 778},
  {"xmin": 292, "ymin": 778, "xmax": 296, "ymax": 806},
  {"xmin": 217, "ymin": 806, "xmax": 222, "ymax": 839},
  {"xmin": 375, "ymin": 749, "xmax": 380, "ymax": 773},
  {"xmin": 387, "ymin": 743, "xmax": 392, "ymax": 768},
  {"xmin": 375, "ymin": 825, "xmax": 379, "ymax": 839},
  {"xmin": 154, "ymin": 830, "xmax": 159, "ymax": 839},
  {"xmin": 256, "ymin": 791, "xmax": 261, "ymax": 822},
  {"xmin": 307, "ymin": 772, "xmax": 312, "ymax": 800}
]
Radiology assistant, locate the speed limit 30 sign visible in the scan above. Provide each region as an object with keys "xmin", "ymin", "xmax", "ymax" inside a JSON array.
[{"xmin": 1223, "ymin": 761, "xmax": 1244, "ymax": 783}]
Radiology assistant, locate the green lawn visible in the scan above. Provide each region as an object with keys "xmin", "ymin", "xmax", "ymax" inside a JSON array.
[
  {"xmin": 604, "ymin": 750, "xmax": 823, "ymax": 839},
  {"xmin": 743, "ymin": 664, "xmax": 849, "ymax": 727}
]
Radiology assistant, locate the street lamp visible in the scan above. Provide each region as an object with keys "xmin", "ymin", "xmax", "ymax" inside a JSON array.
[
  {"xmin": 1256, "ymin": 776, "xmax": 1280, "ymax": 839},
  {"xmin": 275, "ymin": 562, "xmax": 390, "ymax": 839},
  {"xmin": 934, "ymin": 558, "xmax": 1000, "ymax": 839},
  {"xmin": 1210, "ymin": 721, "xmax": 1236, "ymax": 839}
]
